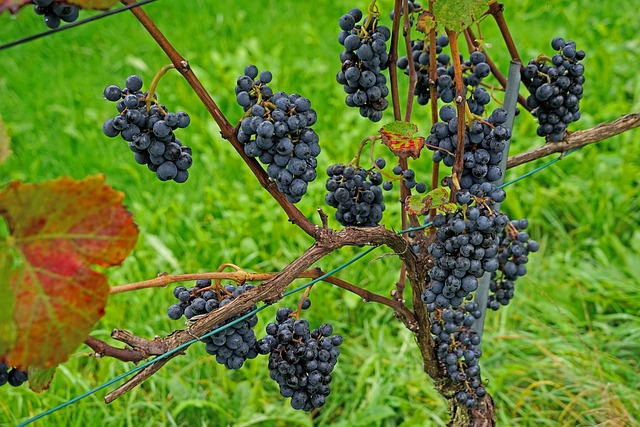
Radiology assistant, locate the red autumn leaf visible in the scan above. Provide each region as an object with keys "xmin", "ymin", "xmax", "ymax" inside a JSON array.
[
  {"xmin": 379, "ymin": 121, "xmax": 426, "ymax": 159},
  {"xmin": 0, "ymin": 0, "xmax": 30, "ymax": 15},
  {"xmin": 0, "ymin": 175, "xmax": 138, "ymax": 369}
]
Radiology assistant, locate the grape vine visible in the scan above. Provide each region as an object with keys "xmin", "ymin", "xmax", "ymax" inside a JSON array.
[{"xmin": 4, "ymin": 0, "xmax": 637, "ymax": 426}]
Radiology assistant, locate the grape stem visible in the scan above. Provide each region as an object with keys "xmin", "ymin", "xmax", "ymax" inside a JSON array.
[
  {"xmin": 351, "ymin": 135, "xmax": 379, "ymax": 168},
  {"xmin": 401, "ymin": 0, "xmax": 417, "ymax": 122},
  {"xmin": 291, "ymin": 285, "xmax": 313, "ymax": 320},
  {"xmin": 445, "ymin": 28, "xmax": 467, "ymax": 203},
  {"xmin": 463, "ymin": 26, "xmax": 530, "ymax": 111},
  {"xmin": 388, "ymin": 0, "xmax": 403, "ymax": 120},
  {"xmin": 145, "ymin": 64, "xmax": 175, "ymax": 112},
  {"xmin": 489, "ymin": 2, "xmax": 523, "ymax": 66},
  {"xmin": 110, "ymin": 269, "xmax": 324, "ymax": 294},
  {"xmin": 428, "ymin": 0, "xmax": 440, "ymax": 226}
]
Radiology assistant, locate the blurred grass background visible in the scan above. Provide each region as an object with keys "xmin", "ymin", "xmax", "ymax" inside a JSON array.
[{"xmin": 0, "ymin": 0, "xmax": 639, "ymax": 426}]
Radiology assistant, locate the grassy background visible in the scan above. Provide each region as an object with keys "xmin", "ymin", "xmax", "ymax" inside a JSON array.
[{"xmin": 0, "ymin": 0, "xmax": 639, "ymax": 426}]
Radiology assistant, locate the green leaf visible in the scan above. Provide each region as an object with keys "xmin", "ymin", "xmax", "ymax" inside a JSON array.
[
  {"xmin": 379, "ymin": 121, "xmax": 425, "ymax": 159},
  {"xmin": 27, "ymin": 366, "xmax": 57, "ymax": 393},
  {"xmin": 0, "ymin": 175, "xmax": 139, "ymax": 369},
  {"xmin": 0, "ymin": 115, "xmax": 12, "ymax": 165},
  {"xmin": 432, "ymin": 0, "xmax": 490, "ymax": 32}
]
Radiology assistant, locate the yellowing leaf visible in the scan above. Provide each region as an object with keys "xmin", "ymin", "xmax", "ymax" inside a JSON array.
[
  {"xmin": 406, "ymin": 194, "xmax": 428, "ymax": 216},
  {"xmin": 379, "ymin": 121, "xmax": 425, "ymax": 159},
  {"xmin": 416, "ymin": 11, "xmax": 436, "ymax": 34},
  {"xmin": 28, "ymin": 366, "xmax": 57, "ymax": 393},
  {"xmin": 432, "ymin": 0, "xmax": 490, "ymax": 32},
  {"xmin": 406, "ymin": 187, "xmax": 457, "ymax": 215},
  {"xmin": 0, "ymin": 175, "xmax": 138, "ymax": 369}
]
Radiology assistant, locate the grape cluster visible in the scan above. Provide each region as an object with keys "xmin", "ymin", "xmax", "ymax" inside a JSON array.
[
  {"xmin": 336, "ymin": 8, "xmax": 391, "ymax": 122},
  {"xmin": 430, "ymin": 303, "xmax": 486, "ymax": 408},
  {"xmin": 102, "ymin": 75, "xmax": 193, "ymax": 183},
  {"xmin": 255, "ymin": 307, "xmax": 342, "ymax": 411},
  {"xmin": 33, "ymin": 0, "xmax": 79, "ymax": 29},
  {"xmin": 397, "ymin": 37, "xmax": 492, "ymax": 113},
  {"xmin": 523, "ymin": 37, "xmax": 585, "ymax": 142},
  {"xmin": 235, "ymin": 65, "xmax": 320, "ymax": 203},
  {"xmin": 488, "ymin": 219, "xmax": 540, "ymax": 310},
  {"xmin": 421, "ymin": 204, "xmax": 510, "ymax": 311},
  {"xmin": 324, "ymin": 163, "xmax": 386, "ymax": 226},
  {"xmin": 427, "ymin": 105, "xmax": 509, "ymax": 204},
  {"xmin": 0, "ymin": 363, "xmax": 28, "ymax": 387},
  {"xmin": 167, "ymin": 280, "xmax": 259, "ymax": 370}
]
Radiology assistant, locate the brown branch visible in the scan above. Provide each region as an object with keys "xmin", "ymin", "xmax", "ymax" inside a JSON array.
[
  {"xmin": 119, "ymin": 0, "xmax": 317, "ymax": 238},
  {"xmin": 390, "ymin": 0, "xmax": 421, "ymax": 303},
  {"xmin": 463, "ymin": 26, "xmax": 529, "ymax": 112},
  {"xmin": 428, "ymin": 0, "xmax": 440, "ymax": 226},
  {"xmin": 110, "ymin": 268, "xmax": 417, "ymax": 327},
  {"xmin": 389, "ymin": 0, "xmax": 403, "ymax": 121},
  {"xmin": 312, "ymin": 270, "xmax": 417, "ymax": 328},
  {"xmin": 401, "ymin": 0, "xmax": 417, "ymax": 122},
  {"xmin": 110, "ymin": 270, "xmax": 321, "ymax": 294},
  {"xmin": 110, "ymin": 329, "xmax": 171, "ymax": 356},
  {"xmin": 489, "ymin": 2, "xmax": 522, "ymax": 65},
  {"xmin": 83, "ymin": 336, "xmax": 147, "ymax": 363},
  {"xmin": 446, "ymin": 29, "xmax": 467, "ymax": 201},
  {"xmin": 507, "ymin": 112, "xmax": 640, "ymax": 168}
]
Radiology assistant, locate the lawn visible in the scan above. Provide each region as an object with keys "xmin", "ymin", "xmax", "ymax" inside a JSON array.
[{"xmin": 0, "ymin": 0, "xmax": 639, "ymax": 426}]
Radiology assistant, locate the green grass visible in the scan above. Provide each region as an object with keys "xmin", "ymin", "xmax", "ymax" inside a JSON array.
[{"xmin": 0, "ymin": 0, "xmax": 639, "ymax": 426}]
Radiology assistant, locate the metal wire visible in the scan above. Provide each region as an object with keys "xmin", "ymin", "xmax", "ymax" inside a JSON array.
[{"xmin": 0, "ymin": 0, "xmax": 159, "ymax": 52}]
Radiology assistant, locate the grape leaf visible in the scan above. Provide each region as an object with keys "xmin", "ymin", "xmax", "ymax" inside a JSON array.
[
  {"xmin": 406, "ymin": 187, "xmax": 457, "ymax": 215},
  {"xmin": 406, "ymin": 194, "xmax": 429, "ymax": 216},
  {"xmin": 0, "ymin": 249, "xmax": 17, "ymax": 358},
  {"xmin": 0, "ymin": 175, "xmax": 138, "ymax": 369},
  {"xmin": 28, "ymin": 366, "xmax": 57, "ymax": 392},
  {"xmin": 0, "ymin": 0, "xmax": 30, "ymax": 14},
  {"xmin": 66, "ymin": 0, "xmax": 118, "ymax": 10},
  {"xmin": 379, "ymin": 121, "xmax": 425, "ymax": 159},
  {"xmin": 0, "ymin": 116, "xmax": 12, "ymax": 164},
  {"xmin": 416, "ymin": 11, "xmax": 436, "ymax": 34},
  {"xmin": 432, "ymin": 0, "xmax": 490, "ymax": 32}
]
